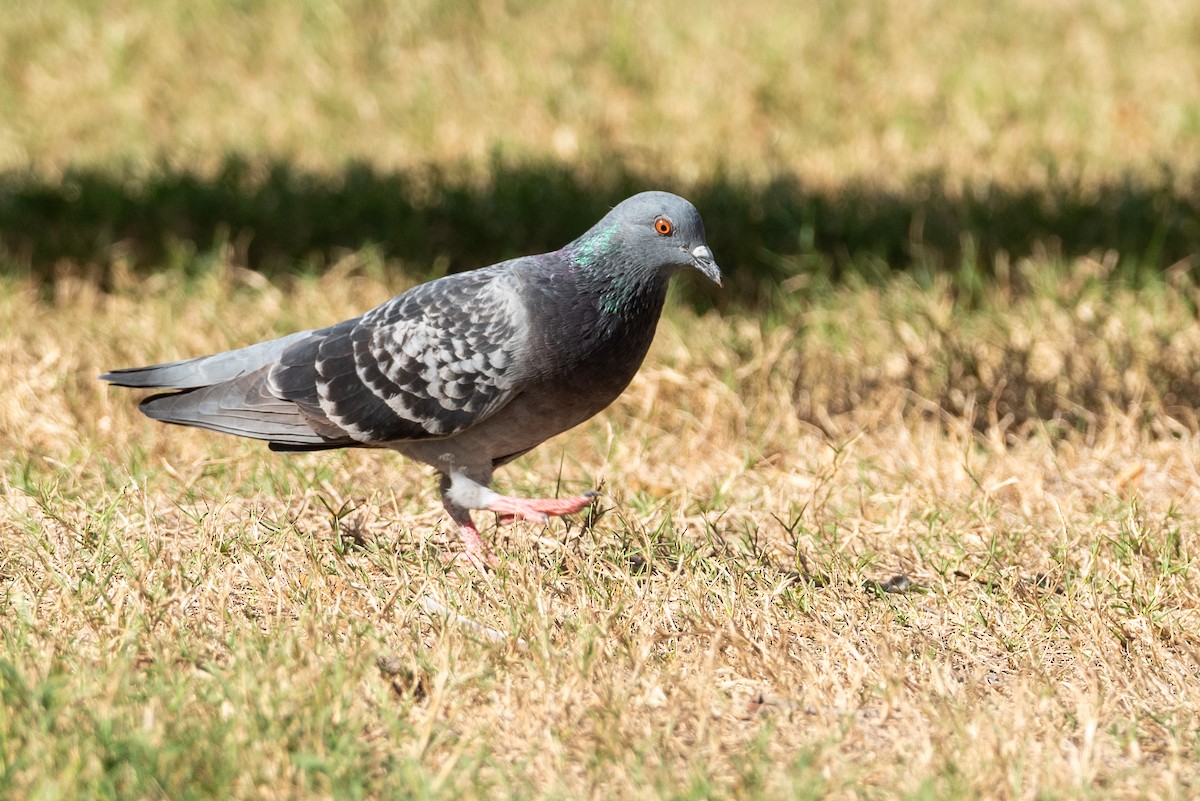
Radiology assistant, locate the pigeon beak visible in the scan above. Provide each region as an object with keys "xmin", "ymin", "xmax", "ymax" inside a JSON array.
[{"xmin": 689, "ymin": 245, "xmax": 723, "ymax": 286}]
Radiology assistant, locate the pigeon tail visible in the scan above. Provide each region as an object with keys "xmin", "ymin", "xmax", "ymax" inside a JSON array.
[
  {"xmin": 138, "ymin": 368, "xmax": 350, "ymax": 448},
  {"xmin": 101, "ymin": 330, "xmax": 314, "ymax": 388}
]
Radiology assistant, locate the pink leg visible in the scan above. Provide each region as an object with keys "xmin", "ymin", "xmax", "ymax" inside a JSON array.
[
  {"xmin": 442, "ymin": 503, "xmax": 499, "ymax": 570},
  {"xmin": 488, "ymin": 490, "xmax": 600, "ymax": 524}
]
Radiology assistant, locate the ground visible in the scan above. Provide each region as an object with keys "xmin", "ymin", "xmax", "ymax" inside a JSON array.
[{"xmin": 3, "ymin": 264, "xmax": 1200, "ymax": 799}]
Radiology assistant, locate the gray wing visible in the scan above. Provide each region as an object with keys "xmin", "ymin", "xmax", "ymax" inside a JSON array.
[
  {"xmin": 102, "ymin": 263, "xmax": 532, "ymax": 450},
  {"xmin": 269, "ymin": 264, "xmax": 529, "ymax": 445}
]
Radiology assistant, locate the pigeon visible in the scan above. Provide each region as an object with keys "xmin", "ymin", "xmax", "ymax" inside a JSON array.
[{"xmin": 101, "ymin": 191, "xmax": 722, "ymax": 567}]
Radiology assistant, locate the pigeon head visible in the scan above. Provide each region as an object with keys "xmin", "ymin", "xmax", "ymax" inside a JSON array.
[{"xmin": 568, "ymin": 191, "xmax": 722, "ymax": 287}]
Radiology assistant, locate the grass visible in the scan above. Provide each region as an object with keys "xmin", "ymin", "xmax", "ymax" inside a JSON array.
[
  {"xmin": 3, "ymin": 0, "xmax": 1200, "ymax": 797},
  {"xmin": 4, "ymin": 257, "xmax": 1200, "ymax": 799}
]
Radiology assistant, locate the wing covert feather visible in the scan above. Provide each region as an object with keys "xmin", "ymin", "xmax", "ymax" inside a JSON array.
[{"xmin": 271, "ymin": 265, "xmax": 529, "ymax": 444}]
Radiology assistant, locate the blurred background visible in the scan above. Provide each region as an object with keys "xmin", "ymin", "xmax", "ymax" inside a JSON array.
[{"xmin": 2, "ymin": 0, "xmax": 1198, "ymax": 305}]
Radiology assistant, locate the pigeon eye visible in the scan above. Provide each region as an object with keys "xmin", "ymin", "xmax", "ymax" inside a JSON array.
[{"xmin": 654, "ymin": 217, "xmax": 673, "ymax": 236}]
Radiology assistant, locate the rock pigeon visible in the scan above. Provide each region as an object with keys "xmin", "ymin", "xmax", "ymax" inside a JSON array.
[{"xmin": 101, "ymin": 191, "xmax": 722, "ymax": 567}]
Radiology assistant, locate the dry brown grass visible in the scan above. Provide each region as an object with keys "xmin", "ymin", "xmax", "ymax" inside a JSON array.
[{"xmin": 4, "ymin": 260, "xmax": 1200, "ymax": 799}]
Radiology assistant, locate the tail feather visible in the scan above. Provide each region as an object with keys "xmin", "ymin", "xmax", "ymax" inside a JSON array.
[
  {"xmin": 138, "ymin": 368, "xmax": 353, "ymax": 448},
  {"xmin": 100, "ymin": 330, "xmax": 314, "ymax": 389}
]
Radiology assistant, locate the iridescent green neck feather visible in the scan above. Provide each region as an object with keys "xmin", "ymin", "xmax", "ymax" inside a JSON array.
[{"xmin": 569, "ymin": 220, "xmax": 620, "ymax": 268}]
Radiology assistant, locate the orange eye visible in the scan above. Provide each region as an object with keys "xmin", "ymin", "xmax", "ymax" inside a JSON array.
[{"xmin": 654, "ymin": 217, "xmax": 673, "ymax": 236}]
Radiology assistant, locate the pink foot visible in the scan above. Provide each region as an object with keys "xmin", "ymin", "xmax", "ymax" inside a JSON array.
[{"xmin": 488, "ymin": 491, "xmax": 600, "ymax": 524}]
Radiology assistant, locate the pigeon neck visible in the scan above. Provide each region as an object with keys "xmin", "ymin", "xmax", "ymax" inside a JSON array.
[
  {"xmin": 566, "ymin": 219, "xmax": 620, "ymax": 269},
  {"xmin": 593, "ymin": 265, "xmax": 666, "ymax": 318},
  {"xmin": 561, "ymin": 219, "xmax": 668, "ymax": 333}
]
